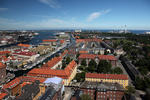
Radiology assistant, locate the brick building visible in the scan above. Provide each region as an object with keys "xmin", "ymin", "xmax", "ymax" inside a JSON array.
[
  {"xmin": 78, "ymin": 54, "xmax": 117, "ymax": 66},
  {"xmin": 79, "ymin": 81, "xmax": 125, "ymax": 100},
  {"xmin": 28, "ymin": 60, "xmax": 77, "ymax": 86},
  {"xmin": 85, "ymin": 73, "xmax": 128, "ymax": 88}
]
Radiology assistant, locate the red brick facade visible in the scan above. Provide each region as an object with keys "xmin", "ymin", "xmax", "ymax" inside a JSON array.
[{"xmin": 80, "ymin": 88, "xmax": 124, "ymax": 100}]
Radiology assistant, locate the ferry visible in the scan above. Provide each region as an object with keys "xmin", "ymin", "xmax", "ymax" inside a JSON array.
[{"xmin": 145, "ymin": 32, "xmax": 150, "ymax": 34}]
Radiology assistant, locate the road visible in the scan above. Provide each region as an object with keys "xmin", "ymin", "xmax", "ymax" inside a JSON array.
[
  {"xmin": 63, "ymin": 87, "xmax": 73, "ymax": 100},
  {"xmin": 116, "ymin": 55, "xmax": 133, "ymax": 85}
]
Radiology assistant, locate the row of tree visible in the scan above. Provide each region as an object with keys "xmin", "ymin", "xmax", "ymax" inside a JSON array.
[{"xmin": 79, "ymin": 59, "xmax": 123, "ymax": 74}]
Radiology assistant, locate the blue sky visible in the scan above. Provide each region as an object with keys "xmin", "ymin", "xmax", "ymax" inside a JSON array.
[{"xmin": 0, "ymin": 0, "xmax": 150, "ymax": 30}]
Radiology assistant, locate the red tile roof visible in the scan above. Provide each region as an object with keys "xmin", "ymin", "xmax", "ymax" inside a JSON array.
[
  {"xmin": 79, "ymin": 54, "xmax": 117, "ymax": 61},
  {"xmin": 0, "ymin": 51, "xmax": 11, "ymax": 55},
  {"xmin": 79, "ymin": 50, "xmax": 88, "ymax": 54},
  {"xmin": 61, "ymin": 50, "xmax": 68, "ymax": 57},
  {"xmin": 76, "ymin": 39, "xmax": 102, "ymax": 43},
  {"xmin": 0, "ymin": 93, "xmax": 7, "ymax": 99},
  {"xmin": 13, "ymin": 51, "xmax": 36, "ymax": 56},
  {"xmin": 0, "ymin": 62, "xmax": 5, "ymax": 68},
  {"xmin": 20, "ymin": 76, "xmax": 46, "ymax": 83},
  {"xmin": 79, "ymin": 54, "xmax": 96, "ymax": 59},
  {"xmin": 3, "ymin": 78, "xmax": 21, "ymax": 89},
  {"xmin": 2, "ymin": 76, "xmax": 46, "ymax": 89},
  {"xmin": 43, "ymin": 39, "xmax": 57, "ymax": 42},
  {"xmin": 60, "ymin": 40, "xmax": 65, "ymax": 44},
  {"xmin": 28, "ymin": 60, "xmax": 77, "ymax": 79},
  {"xmin": 98, "ymin": 55, "xmax": 117, "ymax": 61},
  {"xmin": 86, "ymin": 73, "xmax": 128, "ymax": 80},
  {"xmin": 42, "ymin": 56, "xmax": 62, "ymax": 69},
  {"xmin": 18, "ymin": 43, "xmax": 31, "ymax": 48}
]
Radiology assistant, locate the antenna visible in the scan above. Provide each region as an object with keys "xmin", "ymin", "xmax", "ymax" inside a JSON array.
[{"xmin": 125, "ymin": 25, "xmax": 127, "ymax": 33}]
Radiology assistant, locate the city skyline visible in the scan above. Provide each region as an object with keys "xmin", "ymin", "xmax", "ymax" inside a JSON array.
[{"xmin": 0, "ymin": 0, "xmax": 150, "ymax": 30}]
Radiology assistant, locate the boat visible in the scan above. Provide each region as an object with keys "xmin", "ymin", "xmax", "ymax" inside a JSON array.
[
  {"xmin": 145, "ymin": 32, "xmax": 150, "ymax": 34},
  {"xmin": 34, "ymin": 32, "xmax": 39, "ymax": 35}
]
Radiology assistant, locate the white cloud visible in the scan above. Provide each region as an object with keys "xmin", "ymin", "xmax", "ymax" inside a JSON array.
[
  {"xmin": 87, "ymin": 12, "xmax": 101, "ymax": 22},
  {"xmin": 87, "ymin": 9, "xmax": 111, "ymax": 22},
  {"xmin": 39, "ymin": 0, "xmax": 60, "ymax": 8},
  {"xmin": 50, "ymin": 19, "xmax": 65, "ymax": 23},
  {"xmin": 0, "ymin": 8, "xmax": 8, "ymax": 12}
]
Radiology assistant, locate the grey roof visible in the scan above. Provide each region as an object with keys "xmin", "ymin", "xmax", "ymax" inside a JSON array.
[
  {"xmin": 15, "ymin": 81, "xmax": 40, "ymax": 100},
  {"xmin": 80, "ymin": 81, "xmax": 124, "ymax": 91},
  {"xmin": 39, "ymin": 87, "xmax": 56, "ymax": 100}
]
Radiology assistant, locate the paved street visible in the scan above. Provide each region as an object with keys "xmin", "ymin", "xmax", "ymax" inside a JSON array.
[
  {"xmin": 63, "ymin": 87, "xmax": 72, "ymax": 100},
  {"xmin": 116, "ymin": 55, "xmax": 133, "ymax": 86}
]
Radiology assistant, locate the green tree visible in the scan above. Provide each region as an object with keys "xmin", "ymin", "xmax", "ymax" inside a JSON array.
[
  {"xmin": 76, "ymin": 53, "xmax": 80, "ymax": 59},
  {"xmin": 123, "ymin": 41, "xmax": 133, "ymax": 52},
  {"xmin": 113, "ymin": 67, "xmax": 123, "ymax": 74},
  {"xmin": 87, "ymin": 59, "xmax": 97, "ymax": 72},
  {"xmin": 97, "ymin": 60, "xmax": 112, "ymax": 74},
  {"xmin": 78, "ymin": 65, "xmax": 85, "ymax": 71},
  {"xmin": 144, "ymin": 77, "xmax": 150, "ymax": 89},
  {"xmin": 75, "ymin": 72, "xmax": 85, "ymax": 82},
  {"xmin": 6, "ymin": 53, "xmax": 9, "ymax": 57},
  {"xmin": 135, "ymin": 77, "xmax": 144, "ymax": 90},
  {"xmin": 98, "ymin": 51, "xmax": 101, "ymax": 55},
  {"xmin": 81, "ymin": 59, "xmax": 87, "ymax": 66},
  {"xmin": 104, "ymin": 50, "xmax": 109, "ymax": 55},
  {"xmin": 138, "ymin": 67, "xmax": 148, "ymax": 75},
  {"xmin": 103, "ymin": 62, "xmax": 112, "ymax": 73},
  {"xmin": 66, "ymin": 56, "xmax": 71, "ymax": 64},
  {"xmin": 113, "ymin": 42, "xmax": 119, "ymax": 49},
  {"xmin": 62, "ymin": 59, "xmax": 66, "ymax": 69},
  {"xmin": 125, "ymin": 85, "xmax": 135, "ymax": 94},
  {"xmin": 88, "ymin": 59, "xmax": 97, "ymax": 67},
  {"xmin": 80, "ymin": 94, "xmax": 92, "ymax": 100},
  {"xmin": 144, "ymin": 88, "xmax": 150, "ymax": 100},
  {"xmin": 97, "ymin": 60, "xmax": 107, "ymax": 73}
]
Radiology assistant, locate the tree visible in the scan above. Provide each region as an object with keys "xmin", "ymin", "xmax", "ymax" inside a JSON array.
[
  {"xmin": 87, "ymin": 65, "xmax": 95, "ymax": 72},
  {"xmin": 113, "ymin": 67, "xmax": 123, "ymax": 74},
  {"xmin": 144, "ymin": 77, "xmax": 150, "ymax": 89},
  {"xmin": 6, "ymin": 53, "xmax": 9, "ymax": 57},
  {"xmin": 97, "ymin": 60, "xmax": 107, "ymax": 73},
  {"xmin": 80, "ymin": 94, "xmax": 92, "ymax": 100},
  {"xmin": 66, "ymin": 56, "xmax": 71, "ymax": 64},
  {"xmin": 78, "ymin": 65, "xmax": 85, "ymax": 71},
  {"xmin": 104, "ymin": 50, "xmax": 109, "ymax": 55},
  {"xmin": 76, "ymin": 53, "xmax": 80, "ymax": 59},
  {"xmin": 135, "ymin": 76, "xmax": 144, "ymax": 90},
  {"xmin": 138, "ymin": 67, "xmax": 148, "ymax": 75},
  {"xmin": 62, "ymin": 59, "xmax": 66, "ymax": 69},
  {"xmin": 123, "ymin": 41, "xmax": 133, "ymax": 52},
  {"xmin": 103, "ymin": 62, "xmax": 112, "ymax": 73},
  {"xmin": 97, "ymin": 60, "xmax": 112, "ymax": 74},
  {"xmin": 88, "ymin": 59, "xmax": 97, "ymax": 67},
  {"xmin": 98, "ymin": 51, "xmax": 101, "ymax": 55},
  {"xmin": 75, "ymin": 72, "xmax": 85, "ymax": 82},
  {"xmin": 144, "ymin": 88, "xmax": 150, "ymax": 100},
  {"xmin": 125, "ymin": 85, "xmax": 135, "ymax": 94},
  {"xmin": 81, "ymin": 59, "xmax": 87, "ymax": 66},
  {"xmin": 87, "ymin": 59, "xmax": 97, "ymax": 72}
]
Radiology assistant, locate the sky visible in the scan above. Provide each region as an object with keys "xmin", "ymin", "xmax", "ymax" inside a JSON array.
[{"xmin": 0, "ymin": 0, "xmax": 150, "ymax": 30}]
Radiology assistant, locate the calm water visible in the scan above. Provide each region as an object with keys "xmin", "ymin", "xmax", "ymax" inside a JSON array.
[
  {"xmin": 28, "ymin": 30, "xmax": 150, "ymax": 45},
  {"xmin": 29, "ymin": 31, "xmax": 56, "ymax": 45}
]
